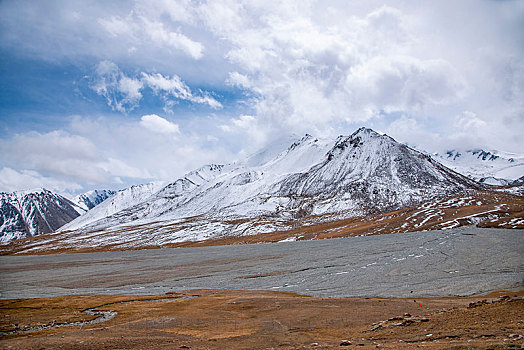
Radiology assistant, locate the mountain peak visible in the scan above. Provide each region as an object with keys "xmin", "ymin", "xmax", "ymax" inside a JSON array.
[
  {"xmin": 1, "ymin": 188, "xmax": 82, "ymax": 242},
  {"xmin": 351, "ymin": 127, "xmax": 380, "ymax": 138},
  {"xmin": 11, "ymin": 127, "xmax": 483, "ymax": 245},
  {"xmin": 433, "ymin": 147, "xmax": 524, "ymax": 183}
]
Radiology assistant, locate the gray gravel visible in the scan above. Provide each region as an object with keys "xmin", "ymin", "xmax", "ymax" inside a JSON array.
[{"xmin": 0, "ymin": 226, "xmax": 522, "ymax": 299}]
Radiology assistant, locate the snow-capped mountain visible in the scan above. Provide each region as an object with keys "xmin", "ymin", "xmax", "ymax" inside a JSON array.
[
  {"xmin": 433, "ymin": 149, "xmax": 524, "ymax": 185},
  {"xmin": 61, "ymin": 182, "xmax": 166, "ymax": 231},
  {"xmin": 62, "ymin": 128, "xmax": 482, "ymax": 237},
  {"xmin": 73, "ymin": 189, "xmax": 116, "ymax": 212},
  {"xmin": 0, "ymin": 189, "xmax": 82, "ymax": 242}
]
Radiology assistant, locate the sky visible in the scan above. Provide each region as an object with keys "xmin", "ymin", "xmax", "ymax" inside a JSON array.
[{"xmin": 0, "ymin": 0, "xmax": 523, "ymax": 196}]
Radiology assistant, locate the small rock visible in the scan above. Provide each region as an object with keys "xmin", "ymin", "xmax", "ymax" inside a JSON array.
[
  {"xmin": 403, "ymin": 313, "xmax": 411, "ymax": 317},
  {"xmin": 340, "ymin": 340, "xmax": 352, "ymax": 346},
  {"xmin": 388, "ymin": 316, "xmax": 403, "ymax": 321}
]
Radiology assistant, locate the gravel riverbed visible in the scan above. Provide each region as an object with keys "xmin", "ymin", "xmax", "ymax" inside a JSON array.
[{"xmin": 1, "ymin": 226, "xmax": 522, "ymax": 299}]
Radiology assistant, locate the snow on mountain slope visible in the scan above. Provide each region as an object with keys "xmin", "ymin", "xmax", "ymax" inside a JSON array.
[
  {"xmin": 73, "ymin": 189, "xmax": 116, "ymax": 212},
  {"xmin": 0, "ymin": 189, "xmax": 82, "ymax": 242},
  {"xmin": 61, "ymin": 182, "xmax": 166, "ymax": 231},
  {"xmin": 276, "ymin": 129, "xmax": 480, "ymax": 215},
  {"xmin": 434, "ymin": 149, "xmax": 524, "ymax": 184},
  {"xmin": 64, "ymin": 128, "xmax": 482, "ymax": 237}
]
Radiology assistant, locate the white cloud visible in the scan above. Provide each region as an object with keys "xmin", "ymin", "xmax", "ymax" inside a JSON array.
[
  {"xmin": 66, "ymin": 115, "xmax": 233, "ymax": 187},
  {"xmin": 197, "ymin": 1, "xmax": 523, "ymax": 152},
  {"xmin": 220, "ymin": 114, "xmax": 256, "ymax": 132},
  {"xmin": 0, "ymin": 130, "xmax": 150, "ymax": 188},
  {"xmin": 91, "ymin": 62, "xmax": 222, "ymax": 112},
  {"xmin": 385, "ymin": 117, "xmax": 445, "ymax": 152},
  {"xmin": 91, "ymin": 60, "xmax": 143, "ymax": 112},
  {"xmin": 141, "ymin": 18, "xmax": 204, "ymax": 59},
  {"xmin": 141, "ymin": 72, "xmax": 189, "ymax": 93},
  {"xmin": 98, "ymin": 15, "xmax": 133, "ymax": 37},
  {"xmin": 345, "ymin": 56, "xmax": 467, "ymax": 113},
  {"xmin": 141, "ymin": 72, "xmax": 222, "ymax": 110},
  {"xmin": 199, "ymin": 2, "xmax": 475, "ymax": 141},
  {"xmin": 0, "ymin": 167, "xmax": 82, "ymax": 194},
  {"xmin": 454, "ymin": 111, "xmax": 487, "ymax": 130},
  {"xmin": 1, "ymin": 0, "xmax": 524, "ymax": 195},
  {"xmin": 94, "ymin": 2, "xmax": 206, "ymax": 60},
  {"xmin": 226, "ymin": 71, "xmax": 251, "ymax": 89},
  {"xmin": 118, "ymin": 76, "xmax": 143, "ymax": 101},
  {"xmin": 140, "ymin": 114, "xmax": 180, "ymax": 134}
]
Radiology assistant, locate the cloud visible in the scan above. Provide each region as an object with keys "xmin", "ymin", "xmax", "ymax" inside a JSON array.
[
  {"xmin": 141, "ymin": 72, "xmax": 221, "ymax": 109},
  {"xmin": 91, "ymin": 60, "xmax": 143, "ymax": 112},
  {"xmin": 142, "ymin": 73, "xmax": 222, "ymax": 109},
  {"xmin": 1, "ymin": 0, "xmax": 524, "ymax": 196},
  {"xmin": 0, "ymin": 167, "xmax": 82, "ymax": 194},
  {"xmin": 90, "ymin": 62, "xmax": 222, "ymax": 112},
  {"xmin": 197, "ymin": 2, "xmax": 475, "ymax": 140},
  {"xmin": 345, "ymin": 56, "xmax": 467, "ymax": 113},
  {"xmin": 140, "ymin": 17, "xmax": 204, "ymax": 59},
  {"xmin": 199, "ymin": 1, "xmax": 522, "ymax": 152},
  {"xmin": 0, "ymin": 130, "xmax": 150, "ymax": 187},
  {"xmin": 218, "ymin": 114, "xmax": 271, "ymax": 153},
  {"xmin": 141, "ymin": 72, "xmax": 189, "ymax": 93},
  {"xmin": 140, "ymin": 114, "xmax": 180, "ymax": 134},
  {"xmin": 226, "ymin": 72, "xmax": 252, "ymax": 89},
  {"xmin": 454, "ymin": 111, "xmax": 487, "ymax": 130},
  {"xmin": 220, "ymin": 114, "xmax": 256, "ymax": 132},
  {"xmin": 118, "ymin": 76, "xmax": 143, "ymax": 101}
]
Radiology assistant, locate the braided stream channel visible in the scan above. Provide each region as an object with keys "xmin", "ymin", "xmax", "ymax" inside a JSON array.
[{"xmin": 0, "ymin": 294, "xmax": 196, "ymax": 336}]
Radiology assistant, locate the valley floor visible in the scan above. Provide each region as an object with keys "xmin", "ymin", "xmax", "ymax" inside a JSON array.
[
  {"xmin": 0, "ymin": 226, "xmax": 522, "ymax": 349},
  {"xmin": 1, "ymin": 227, "xmax": 522, "ymax": 299},
  {"xmin": 1, "ymin": 289, "xmax": 523, "ymax": 349}
]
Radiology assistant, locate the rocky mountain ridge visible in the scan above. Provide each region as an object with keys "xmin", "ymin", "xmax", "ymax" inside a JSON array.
[
  {"xmin": 0, "ymin": 189, "xmax": 82, "ymax": 242},
  {"xmin": 432, "ymin": 148, "xmax": 524, "ymax": 185},
  {"xmin": 73, "ymin": 189, "xmax": 116, "ymax": 211}
]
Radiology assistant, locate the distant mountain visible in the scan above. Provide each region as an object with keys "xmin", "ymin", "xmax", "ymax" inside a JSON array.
[
  {"xmin": 61, "ymin": 182, "xmax": 166, "ymax": 232},
  {"xmin": 73, "ymin": 189, "xmax": 116, "ymax": 211},
  {"xmin": 60, "ymin": 128, "xmax": 483, "ymax": 243},
  {"xmin": 433, "ymin": 149, "xmax": 524, "ymax": 185},
  {"xmin": 0, "ymin": 189, "xmax": 82, "ymax": 242}
]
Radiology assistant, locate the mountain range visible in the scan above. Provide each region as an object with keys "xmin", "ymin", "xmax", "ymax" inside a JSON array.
[
  {"xmin": 73, "ymin": 189, "xmax": 116, "ymax": 211},
  {"xmin": 432, "ymin": 149, "xmax": 524, "ymax": 185},
  {"xmin": 2, "ymin": 128, "xmax": 522, "ymax": 251},
  {"xmin": 60, "ymin": 128, "xmax": 481, "ymax": 233},
  {"xmin": 0, "ymin": 189, "xmax": 82, "ymax": 242},
  {"xmin": 0, "ymin": 188, "xmax": 119, "ymax": 243}
]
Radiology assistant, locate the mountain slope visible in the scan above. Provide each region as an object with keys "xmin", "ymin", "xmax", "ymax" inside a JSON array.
[
  {"xmin": 0, "ymin": 189, "xmax": 82, "ymax": 242},
  {"xmin": 62, "ymin": 128, "xmax": 482, "ymax": 237},
  {"xmin": 275, "ymin": 129, "xmax": 478, "ymax": 215},
  {"xmin": 433, "ymin": 149, "xmax": 524, "ymax": 185},
  {"xmin": 73, "ymin": 189, "xmax": 116, "ymax": 212},
  {"xmin": 61, "ymin": 182, "xmax": 166, "ymax": 231}
]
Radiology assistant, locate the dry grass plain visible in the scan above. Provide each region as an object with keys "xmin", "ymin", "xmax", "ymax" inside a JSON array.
[{"xmin": 1, "ymin": 290, "xmax": 523, "ymax": 349}]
